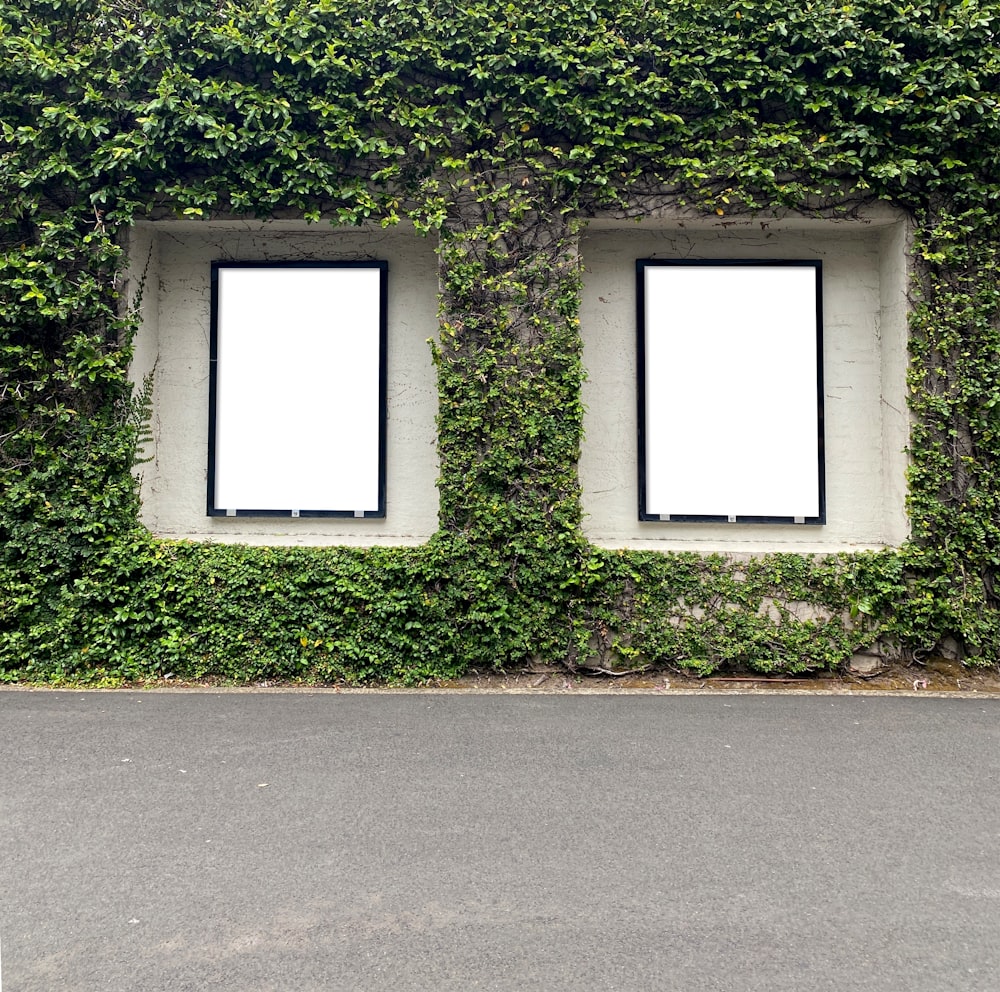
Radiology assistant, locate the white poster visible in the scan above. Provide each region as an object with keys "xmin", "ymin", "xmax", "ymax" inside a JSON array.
[
  {"xmin": 209, "ymin": 262, "xmax": 386, "ymax": 516},
  {"xmin": 639, "ymin": 261, "xmax": 823, "ymax": 522}
]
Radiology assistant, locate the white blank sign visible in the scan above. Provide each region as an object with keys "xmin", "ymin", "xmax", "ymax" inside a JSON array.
[
  {"xmin": 209, "ymin": 262, "xmax": 386, "ymax": 516},
  {"xmin": 639, "ymin": 260, "xmax": 823, "ymax": 522}
]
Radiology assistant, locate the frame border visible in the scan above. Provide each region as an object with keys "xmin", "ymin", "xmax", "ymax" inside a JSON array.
[
  {"xmin": 207, "ymin": 259, "xmax": 388, "ymax": 519},
  {"xmin": 636, "ymin": 258, "xmax": 825, "ymax": 525}
]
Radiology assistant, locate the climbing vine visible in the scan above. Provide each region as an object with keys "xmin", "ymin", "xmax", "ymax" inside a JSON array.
[{"xmin": 2, "ymin": 0, "xmax": 1000, "ymax": 682}]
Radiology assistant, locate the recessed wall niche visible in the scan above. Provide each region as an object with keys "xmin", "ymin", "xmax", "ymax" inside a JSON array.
[
  {"xmin": 127, "ymin": 221, "xmax": 439, "ymax": 547},
  {"xmin": 580, "ymin": 208, "xmax": 910, "ymax": 553}
]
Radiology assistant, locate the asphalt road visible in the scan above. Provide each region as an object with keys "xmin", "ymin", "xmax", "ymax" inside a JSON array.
[{"xmin": 2, "ymin": 689, "xmax": 999, "ymax": 991}]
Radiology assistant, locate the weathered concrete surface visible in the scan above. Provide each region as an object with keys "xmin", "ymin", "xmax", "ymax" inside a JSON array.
[
  {"xmin": 2, "ymin": 690, "xmax": 998, "ymax": 991},
  {"xmin": 128, "ymin": 220, "xmax": 441, "ymax": 546},
  {"xmin": 580, "ymin": 208, "xmax": 910, "ymax": 553}
]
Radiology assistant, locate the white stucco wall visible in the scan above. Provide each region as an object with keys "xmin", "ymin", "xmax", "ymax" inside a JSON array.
[
  {"xmin": 578, "ymin": 208, "xmax": 911, "ymax": 552},
  {"xmin": 127, "ymin": 221, "xmax": 440, "ymax": 545}
]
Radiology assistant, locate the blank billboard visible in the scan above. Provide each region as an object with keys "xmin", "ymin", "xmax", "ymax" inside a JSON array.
[
  {"xmin": 637, "ymin": 260, "xmax": 824, "ymax": 523},
  {"xmin": 208, "ymin": 261, "xmax": 387, "ymax": 517}
]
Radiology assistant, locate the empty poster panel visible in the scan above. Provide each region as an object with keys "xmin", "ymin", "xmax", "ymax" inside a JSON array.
[
  {"xmin": 208, "ymin": 261, "xmax": 387, "ymax": 516},
  {"xmin": 638, "ymin": 260, "xmax": 824, "ymax": 523}
]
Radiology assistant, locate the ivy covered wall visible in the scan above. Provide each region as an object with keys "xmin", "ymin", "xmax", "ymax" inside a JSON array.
[{"xmin": 2, "ymin": 0, "xmax": 999, "ymax": 682}]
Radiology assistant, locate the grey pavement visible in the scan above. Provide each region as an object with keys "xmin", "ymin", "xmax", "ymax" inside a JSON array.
[{"xmin": 2, "ymin": 689, "xmax": 999, "ymax": 991}]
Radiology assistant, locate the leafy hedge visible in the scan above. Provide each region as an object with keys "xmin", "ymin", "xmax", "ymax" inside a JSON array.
[{"xmin": 2, "ymin": 0, "xmax": 1000, "ymax": 682}]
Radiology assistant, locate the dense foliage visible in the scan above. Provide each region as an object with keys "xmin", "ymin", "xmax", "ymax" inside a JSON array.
[{"xmin": 2, "ymin": 0, "xmax": 1000, "ymax": 682}]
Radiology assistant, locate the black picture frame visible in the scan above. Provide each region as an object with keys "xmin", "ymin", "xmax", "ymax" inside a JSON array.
[
  {"xmin": 636, "ymin": 258, "xmax": 825, "ymax": 525},
  {"xmin": 207, "ymin": 260, "xmax": 388, "ymax": 518}
]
